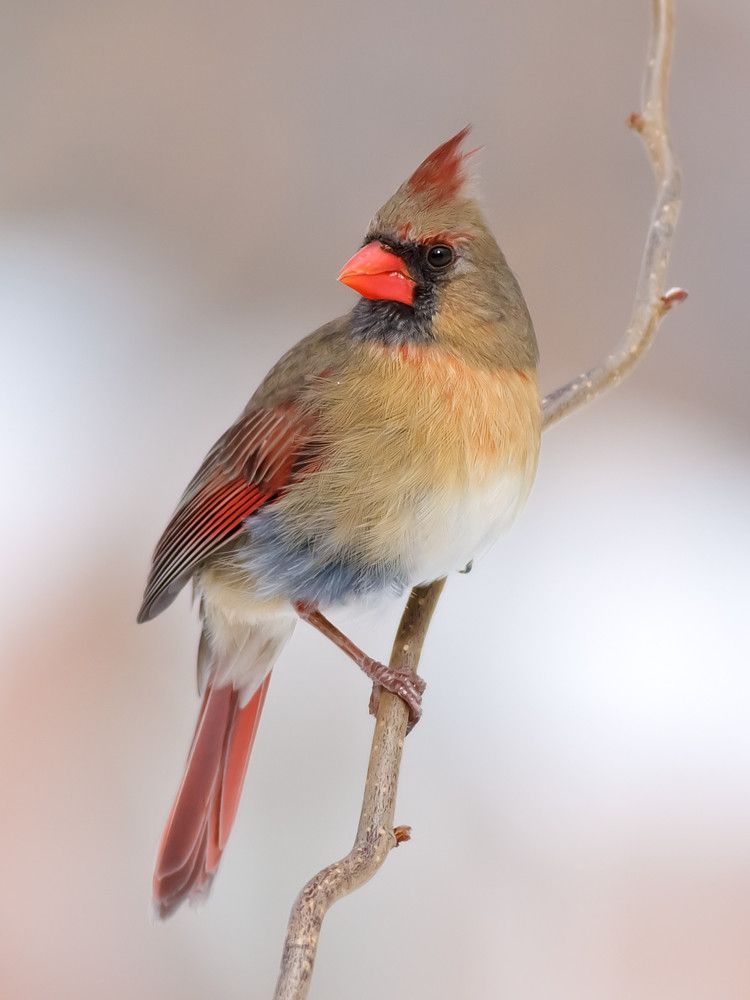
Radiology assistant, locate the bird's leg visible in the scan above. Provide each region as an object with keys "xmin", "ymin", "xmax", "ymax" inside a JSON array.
[{"xmin": 294, "ymin": 602, "xmax": 426, "ymax": 729}]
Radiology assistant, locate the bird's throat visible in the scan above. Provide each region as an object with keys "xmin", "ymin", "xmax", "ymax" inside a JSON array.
[{"xmin": 349, "ymin": 295, "xmax": 435, "ymax": 347}]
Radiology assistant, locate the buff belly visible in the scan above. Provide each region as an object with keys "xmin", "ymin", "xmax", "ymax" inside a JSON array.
[{"xmin": 226, "ymin": 463, "xmax": 529, "ymax": 607}]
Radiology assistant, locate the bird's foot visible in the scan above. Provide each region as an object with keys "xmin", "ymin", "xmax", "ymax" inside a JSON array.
[
  {"xmin": 294, "ymin": 601, "xmax": 426, "ymax": 730},
  {"xmin": 366, "ymin": 661, "xmax": 426, "ymax": 731}
]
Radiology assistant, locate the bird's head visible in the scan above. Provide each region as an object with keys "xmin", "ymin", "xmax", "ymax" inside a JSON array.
[{"xmin": 339, "ymin": 127, "xmax": 537, "ymax": 368}]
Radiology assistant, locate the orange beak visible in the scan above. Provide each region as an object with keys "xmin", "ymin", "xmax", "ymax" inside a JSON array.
[{"xmin": 338, "ymin": 242, "xmax": 416, "ymax": 306}]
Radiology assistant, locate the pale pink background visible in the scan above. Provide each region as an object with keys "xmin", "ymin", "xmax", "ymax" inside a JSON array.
[{"xmin": 1, "ymin": 2, "xmax": 749, "ymax": 998}]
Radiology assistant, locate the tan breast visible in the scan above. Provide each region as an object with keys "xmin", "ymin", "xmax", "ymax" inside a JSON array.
[{"xmin": 275, "ymin": 342, "xmax": 541, "ymax": 575}]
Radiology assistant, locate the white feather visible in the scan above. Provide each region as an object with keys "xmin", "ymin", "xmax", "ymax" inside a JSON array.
[{"xmin": 408, "ymin": 469, "xmax": 531, "ymax": 585}]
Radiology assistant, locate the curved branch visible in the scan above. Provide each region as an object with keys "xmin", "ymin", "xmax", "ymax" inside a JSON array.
[
  {"xmin": 273, "ymin": 2, "xmax": 685, "ymax": 996},
  {"xmin": 542, "ymin": 0, "xmax": 686, "ymax": 428}
]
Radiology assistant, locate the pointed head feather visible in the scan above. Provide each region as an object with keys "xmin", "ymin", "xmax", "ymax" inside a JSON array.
[{"xmin": 405, "ymin": 126, "xmax": 473, "ymax": 205}]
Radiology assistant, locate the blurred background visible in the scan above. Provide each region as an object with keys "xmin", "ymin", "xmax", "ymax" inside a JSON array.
[{"xmin": 1, "ymin": 1, "xmax": 748, "ymax": 997}]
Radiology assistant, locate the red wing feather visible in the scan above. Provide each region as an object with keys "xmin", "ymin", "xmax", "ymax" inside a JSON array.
[{"xmin": 138, "ymin": 406, "xmax": 303, "ymax": 622}]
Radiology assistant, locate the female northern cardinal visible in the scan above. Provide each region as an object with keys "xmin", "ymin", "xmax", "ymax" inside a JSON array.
[{"xmin": 139, "ymin": 127, "xmax": 540, "ymax": 916}]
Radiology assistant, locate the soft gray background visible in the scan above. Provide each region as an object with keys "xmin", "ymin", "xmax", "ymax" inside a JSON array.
[{"xmin": 1, "ymin": 2, "xmax": 749, "ymax": 998}]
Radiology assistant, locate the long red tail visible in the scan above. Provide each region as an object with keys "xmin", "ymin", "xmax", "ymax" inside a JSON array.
[{"xmin": 153, "ymin": 674, "xmax": 271, "ymax": 918}]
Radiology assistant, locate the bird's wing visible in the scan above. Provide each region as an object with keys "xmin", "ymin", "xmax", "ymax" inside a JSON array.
[
  {"xmin": 138, "ymin": 316, "xmax": 352, "ymax": 623},
  {"xmin": 138, "ymin": 404, "xmax": 306, "ymax": 622}
]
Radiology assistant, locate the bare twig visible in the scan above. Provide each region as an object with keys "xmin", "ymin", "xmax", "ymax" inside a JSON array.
[
  {"xmin": 542, "ymin": 0, "xmax": 685, "ymax": 428},
  {"xmin": 273, "ymin": 2, "xmax": 684, "ymax": 995}
]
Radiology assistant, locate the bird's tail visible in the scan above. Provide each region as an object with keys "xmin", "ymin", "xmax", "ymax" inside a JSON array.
[{"xmin": 153, "ymin": 619, "xmax": 292, "ymax": 918}]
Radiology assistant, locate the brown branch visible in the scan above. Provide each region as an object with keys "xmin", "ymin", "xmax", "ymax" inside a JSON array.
[
  {"xmin": 541, "ymin": 0, "xmax": 685, "ymax": 428},
  {"xmin": 273, "ymin": 2, "xmax": 685, "ymax": 995}
]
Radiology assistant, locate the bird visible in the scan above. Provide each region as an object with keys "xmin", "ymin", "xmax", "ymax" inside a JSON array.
[{"xmin": 138, "ymin": 126, "xmax": 541, "ymax": 917}]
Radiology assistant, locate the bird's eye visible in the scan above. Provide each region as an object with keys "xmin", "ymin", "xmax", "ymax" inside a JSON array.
[{"xmin": 425, "ymin": 244, "xmax": 455, "ymax": 269}]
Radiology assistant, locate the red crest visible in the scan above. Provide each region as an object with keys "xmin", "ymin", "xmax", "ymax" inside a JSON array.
[{"xmin": 406, "ymin": 126, "xmax": 472, "ymax": 203}]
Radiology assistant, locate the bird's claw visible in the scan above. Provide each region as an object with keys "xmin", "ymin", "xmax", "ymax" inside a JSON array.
[{"xmin": 365, "ymin": 659, "xmax": 425, "ymax": 731}]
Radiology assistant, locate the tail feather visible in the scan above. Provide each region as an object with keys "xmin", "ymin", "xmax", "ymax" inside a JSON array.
[
  {"xmin": 153, "ymin": 674, "xmax": 271, "ymax": 918},
  {"xmin": 219, "ymin": 684, "xmax": 268, "ymax": 851}
]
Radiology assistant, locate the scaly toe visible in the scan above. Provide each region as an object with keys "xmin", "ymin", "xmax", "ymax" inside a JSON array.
[{"xmin": 364, "ymin": 660, "xmax": 426, "ymax": 730}]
